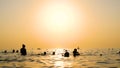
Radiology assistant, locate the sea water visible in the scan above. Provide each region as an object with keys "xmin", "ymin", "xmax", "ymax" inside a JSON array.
[{"xmin": 0, "ymin": 48, "xmax": 120, "ymax": 68}]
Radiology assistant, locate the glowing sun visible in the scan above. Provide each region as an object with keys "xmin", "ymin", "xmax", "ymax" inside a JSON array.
[{"xmin": 34, "ymin": 1, "xmax": 85, "ymax": 47}]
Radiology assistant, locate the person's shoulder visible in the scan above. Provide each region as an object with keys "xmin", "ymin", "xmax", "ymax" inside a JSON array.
[{"xmin": 20, "ymin": 48, "xmax": 24, "ymax": 50}]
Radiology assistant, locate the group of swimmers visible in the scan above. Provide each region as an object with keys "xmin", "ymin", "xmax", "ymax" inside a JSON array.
[
  {"xmin": 20, "ymin": 44, "xmax": 80, "ymax": 57},
  {"xmin": 64, "ymin": 48, "xmax": 80, "ymax": 57},
  {"xmin": 3, "ymin": 44, "xmax": 120, "ymax": 57},
  {"xmin": 3, "ymin": 49, "xmax": 19, "ymax": 53}
]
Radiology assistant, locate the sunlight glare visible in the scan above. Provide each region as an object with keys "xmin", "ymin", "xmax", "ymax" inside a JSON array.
[{"xmin": 34, "ymin": 0, "xmax": 85, "ymax": 47}]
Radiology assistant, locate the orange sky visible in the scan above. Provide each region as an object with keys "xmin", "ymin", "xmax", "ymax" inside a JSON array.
[{"xmin": 0, "ymin": 0, "xmax": 120, "ymax": 50}]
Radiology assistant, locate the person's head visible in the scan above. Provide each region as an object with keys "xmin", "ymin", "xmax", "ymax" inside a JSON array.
[
  {"xmin": 22, "ymin": 44, "xmax": 25, "ymax": 48},
  {"xmin": 74, "ymin": 48, "xmax": 77, "ymax": 51},
  {"xmin": 65, "ymin": 50, "xmax": 68, "ymax": 52}
]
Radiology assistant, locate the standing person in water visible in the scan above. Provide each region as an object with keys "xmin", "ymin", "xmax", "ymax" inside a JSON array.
[
  {"xmin": 64, "ymin": 50, "xmax": 70, "ymax": 57},
  {"xmin": 73, "ymin": 48, "xmax": 80, "ymax": 57},
  {"xmin": 20, "ymin": 44, "xmax": 27, "ymax": 56}
]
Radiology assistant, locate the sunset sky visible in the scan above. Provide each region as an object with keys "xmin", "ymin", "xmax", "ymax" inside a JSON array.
[{"xmin": 0, "ymin": 0, "xmax": 120, "ymax": 50}]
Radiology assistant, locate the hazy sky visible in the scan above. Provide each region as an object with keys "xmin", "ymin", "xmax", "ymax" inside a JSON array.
[{"xmin": 0, "ymin": 0, "xmax": 120, "ymax": 50}]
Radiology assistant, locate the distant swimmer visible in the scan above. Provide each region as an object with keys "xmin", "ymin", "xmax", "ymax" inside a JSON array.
[
  {"xmin": 64, "ymin": 50, "xmax": 69, "ymax": 57},
  {"xmin": 100, "ymin": 54, "xmax": 103, "ymax": 56},
  {"xmin": 16, "ymin": 50, "xmax": 19, "ymax": 53},
  {"xmin": 44, "ymin": 51, "xmax": 46, "ymax": 55},
  {"xmin": 20, "ymin": 44, "xmax": 27, "ymax": 56},
  {"xmin": 52, "ymin": 51, "xmax": 55, "ymax": 55},
  {"xmin": 4, "ymin": 50, "xmax": 7, "ymax": 53},
  {"xmin": 12, "ymin": 49, "xmax": 15, "ymax": 53},
  {"xmin": 73, "ymin": 48, "xmax": 80, "ymax": 57}
]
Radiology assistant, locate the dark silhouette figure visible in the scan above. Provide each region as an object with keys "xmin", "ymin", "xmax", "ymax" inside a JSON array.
[
  {"xmin": 12, "ymin": 49, "xmax": 15, "ymax": 53},
  {"xmin": 44, "ymin": 52, "xmax": 46, "ymax": 55},
  {"xmin": 4, "ymin": 50, "xmax": 7, "ymax": 53},
  {"xmin": 100, "ymin": 54, "xmax": 103, "ymax": 56},
  {"xmin": 64, "ymin": 50, "xmax": 69, "ymax": 57},
  {"xmin": 52, "ymin": 51, "xmax": 55, "ymax": 55},
  {"xmin": 117, "ymin": 51, "xmax": 120, "ymax": 55},
  {"xmin": 73, "ymin": 48, "xmax": 80, "ymax": 57},
  {"xmin": 20, "ymin": 44, "xmax": 27, "ymax": 56},
  {"xmin": 16, "ymin": 50, "xmax": 19, "ymax": 53}
]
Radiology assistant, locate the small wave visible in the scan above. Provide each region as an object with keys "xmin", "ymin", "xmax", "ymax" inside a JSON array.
[
  {"xmin": 36, "ymin": 59, "xmax": 46, "ymax": 64},
  {"xmin": 87, "ymin": 67, "xmax": 99, "ymax": 68},
  {"xmin": 0, "ymin": 66, "xmax": 32, "ymax": 68},
  {"xmin": 109, "ymin": 67, "xmax": 118, "ymax": 68},
  {"xmin": 41, "ymin": 66, "xmax": 54, "ymax": 68},
  {"xmin": 28, "ymin": 59, "xmax": 34, "ymax": 62},
  {"xmin": 116, "ymin": 59, "xmax": 120, "ymax": 61},
  {"xmin": 96, "ymin": 61, "xmax": 108, "ymax": 64}
]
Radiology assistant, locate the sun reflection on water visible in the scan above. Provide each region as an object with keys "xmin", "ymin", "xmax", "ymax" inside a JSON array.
[
  {"xmin": 53, "ymin": 49, "xmax": 72, "ymax": 68},
  {"xmin": 54, "ymin": 59, "xmax": 73, "ymax": 68},
  {"xmin": 54, "ymin": 61, "xmax": 64, "ymax": 68}
]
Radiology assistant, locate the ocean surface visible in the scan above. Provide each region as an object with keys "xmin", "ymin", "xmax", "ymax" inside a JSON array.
[{"xmin": 0, "ymin": 48, "xmax": 120, "ymax": 68}]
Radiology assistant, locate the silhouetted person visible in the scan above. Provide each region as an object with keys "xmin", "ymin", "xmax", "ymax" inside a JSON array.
[
  {"xmin": 20, "ymin": 44, "xmax": 27, "ymax": 56},
  {"xmin": 52, "ymin": 51, "xmax": 55, "ymax": 55},
  {"xmin": 4, "ymin": 50, "xmax": 7, "ymax": 53},
  {"xmin": 100, "ymin": 54, "xmax": 103, "ymax": 56},
  {"xmin": 73, "ymin": 48, "xmax": 80, "ymax": 57},
  {"xmin": 64, "ymin": 50, "xmax": 69, "ymax": 57},
  {"xmin": 16, "ymin": 50, "xmax": 19, "ymax": 53},
  {"xmin": 44, "ymin": 52, "xmax": 46, "ymax": 55},
  {"xmin": 12, "ymin": 49, "xmax": 15, "ymax": 53}
]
